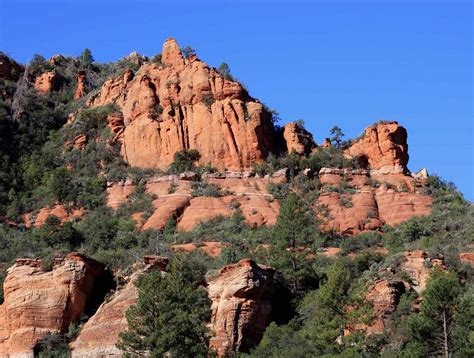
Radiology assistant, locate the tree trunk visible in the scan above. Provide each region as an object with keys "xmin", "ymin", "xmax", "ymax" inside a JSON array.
[{"xmin": 442, "ymin": 308, "xmax": 449, "ymax": 358}]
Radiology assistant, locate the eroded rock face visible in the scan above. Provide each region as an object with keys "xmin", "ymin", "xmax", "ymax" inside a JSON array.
[
  {"xmin": 0, "ymin": 253, "xmax": 106, "ymax": 357},
  {"xmin": 73, "ymin": 70, "xmax": 86, "ymax": 99},
  {"xmin": 207, "ymin": 259, "xmax": 276, "ymax": 356},
  {"xmin": 88, "ymin": 38, "xmax": 279, "ymax": 170},
  {"xmin": 400, "ymin": 250, "xmax": 445, "ymax": 292},
  {"xmin": 283, "ymin": 122, "xmax": 317, "ymax": 155},
  {"xmin": 107, "ymin": 172, "xmax": 283, "ymax": 232},
  {"xmin": 69, "ymin": 257, "xmax": 167, "ymax": 358},
  {"xmin": 345, "ymin": 121, "xmax": 409, "ymax": 174},
  {"xmin": 316, "ymin": 168, "xmax": 431, "ymax": 235},
  {"xmin": 34, "ymin": 71, "xmax": 61, "ymax": 94},
  {"xmin": 0, "ymin": 53, "xmax": 23, "ymax": 81}
]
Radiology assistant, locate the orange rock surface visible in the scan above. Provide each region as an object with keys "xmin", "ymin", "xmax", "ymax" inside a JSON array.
[
  {"xmin": 34, "ymin": 71, "xmax": 61, "ymax": 94},
  {"xmin": 0, "ymin": 253, "xmax": 105, "ymax": 357},
  {"xmin": 23, "ymin": 204, "xmax": 85, "ymax": 228},
  {"xmin": 207, "ymin": 259, "xmax": 276, "ymax": 356},
  {"xmin": 459, "ymin": 252, "xmax": 474, "ymax": 266},
  {"xmin": 400, "ymin": 250, "xmax": 445, "ymax": 292},
  {"xmin": 88, "ymin": 38, "xmax": 278, "ymax": 171},
  {"xmin": 316, "ymin": 168, "xmax": 431, "ymax": 235},
  {"xmin": 345, "ymin": 121, "xmax": 409, "ymax": 174},
  {"xmin": 73, "ymin": 70, "xmax": 86, "ymax": 99},
  {"xmin": 69, "ymin": 257, "xmax": 167, "ymax": 357},
  {"xmin": 283, "ymin": 121, "xmax": 317, "ymax": 155}
]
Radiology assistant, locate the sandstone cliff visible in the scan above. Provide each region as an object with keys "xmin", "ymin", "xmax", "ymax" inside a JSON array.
[
  {"xmin": 0, "ymin": 253, "xmax": 107, "ymax": 357},
  {"xmin": 88, "ymin": 38, "xmax": 279, "ymax": 171}
]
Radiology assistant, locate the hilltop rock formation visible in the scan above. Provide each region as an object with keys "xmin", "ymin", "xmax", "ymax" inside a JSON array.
[
  {"xmin": 34, "ymin": 71, "xmax": 61, "ymax": 94},
  {"xmin": 345, "ymin": 121, "xmax": 409, "ymax": 174},
  {"xmin": 207, "ymin": 259, "xmax": 276, "ymax": 356},
  {"xmin": 69, "ymin": 256, "xmax": 168, "ymax": 358},
  {"xmin": 283, "ymin": 121, "xmax": 317, "ymax": 155},
  {"xmin": 0, "ymin": 53, "xmax": 23, "ymax": 81},
  {"xmin": 88, "ymin": 38, "xmax": 279, "ymax": 170},
  {"xmin": 0, "ymin": 253, "xmax": 107, "ymax": 357}
]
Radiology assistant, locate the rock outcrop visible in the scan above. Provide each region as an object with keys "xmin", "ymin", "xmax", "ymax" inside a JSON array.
[
  {"xmin": 107, "ymin": 171, "xmax": 284, "ymax": 232},
  {"xmin": 207, "ymin": 259, "xmax": 276, "ymax": 356},
  {"xmin": 283, "ymin": 121, "xmax": 317, "ymax": 155},
  {"xmin": 22, "ymin": 204, "xmax": 85, "ymax": 228},
  {"xmin": 345, "ymin": 121, "xmax": 409, "ymax": 174},
  {"xmin": 0, "ymin": 53, "xmax": 23, "ymax": 81},
  {"xmin": 0, "ymin": 253, "xmax": 107, "ymax": 357},
  {"xmin": 316, "ymin": 168, "xmax": 431, "ymax": 235},
  {"xmin": 69, "ymin": 257, "xmax": 168, "ymax": 358},
  {"xmin": 400, "ymin": 250, "xmax": 445, "ymax": 292},
  {"xmin": 34, "ymin": 71, "xmax": 61, "ymax": 94},
  {"xmin": 73, "ymin": 70, "xmax": 86, "ymax": 99},
  {"xmin": 88, "ymin": 38, "xmax": 279, "ymax": 170}
]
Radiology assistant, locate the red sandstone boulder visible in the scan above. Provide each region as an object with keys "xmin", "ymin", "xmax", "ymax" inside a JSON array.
[
  {"xmin": 23, "ymin": 204, "xmax": 85, "ymax": 228},
  {"xmin": 34, "ymin": 71, "xmax": 61, "ymax": 94},
  {"xmin": 207, "ymin": 259, "xmax": 276, "ymax": 356},
  {"xmin": 283, "ymin": 121, "xmax": 317, "ymax": 155},
  {"xmin": 345, "ymin": 121, "xmax": 409, "ymax": 174},
  {"xmin": 0, "ymin": 253, "xmax": 105, "ymax": 357},
  {"xmin": 459, "ymin": 252, "xmax": 474, "ymax": 267}
]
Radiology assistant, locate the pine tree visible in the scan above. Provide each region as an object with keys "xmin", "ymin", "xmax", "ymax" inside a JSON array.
[
  {"xmin": 404, "ymin": 269, "xmax": 462, "ymax": 357},
  {"xmin": 117, "ymin": 255, "xmax": 211, "ymax": 357},
  {"xmin": 270, "ymin": 193, "xmax": 318, "ymax": 296}
]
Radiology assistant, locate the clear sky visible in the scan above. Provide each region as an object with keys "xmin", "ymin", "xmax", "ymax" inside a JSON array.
[{"xmin": 1, "ymin": 0, "xmax": 472, "ymax": 200}]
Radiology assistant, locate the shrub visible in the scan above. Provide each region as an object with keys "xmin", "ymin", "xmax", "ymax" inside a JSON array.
[
  {"xmin": 168, "ymin": 149, "xmax": 200, "ymax": 173},
  {"xmin": 191, "ymin": 181, "xmax": 227, "ymax": 197}
]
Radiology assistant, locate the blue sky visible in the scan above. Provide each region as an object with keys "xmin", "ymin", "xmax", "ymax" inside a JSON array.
[{"xmin": 1, "ymin": 0, "xmax": 472, "ymax": 199}]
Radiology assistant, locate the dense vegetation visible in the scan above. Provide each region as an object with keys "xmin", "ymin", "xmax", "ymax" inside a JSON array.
[{"xmin": 0, "ymin": 51, "xmax": 472, "ymax": 357}]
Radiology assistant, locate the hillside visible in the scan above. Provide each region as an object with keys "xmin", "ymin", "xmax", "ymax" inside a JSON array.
[{"xmin": 0, "ymin": 39, "xmax": 472, "ymax": 357}]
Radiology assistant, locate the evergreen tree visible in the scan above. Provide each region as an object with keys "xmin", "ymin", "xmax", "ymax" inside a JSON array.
[
  {"xmin": 329, "ymin": 126, "xmax": 345, "ymax": 148},
  {"xmin": 217, "ymin": 62, "xmax": 233, "ymax": 81},
  {"xmin": 404, "ymin": 269, "xmax": 463, "ymax": 357},
  {"xmin": 79, "ymin": 48, "xmax": 94, "ymax": 69},
  {"xmin": 270, "ymin": 193, "xmax": 318, "ymax": 296},
  {"xmin": 299, "ymin": 261, "xmax": 352, "ymax": 355},
  {"xmin": 117, "ymin": 255, "xmax": 211, "ymax": 357}
]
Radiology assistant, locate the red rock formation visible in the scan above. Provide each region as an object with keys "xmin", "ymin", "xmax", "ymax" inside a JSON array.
[
  {"xmin": 88, "ymin": 38, "xmax": 278, "ymax": 171},
  {"xmin": 73, "ymin": 134, "xmax": 87, "ymax": 150},
  {"xmin": 0, "ymin": 53, "xmax": 23, "ymax": 81},
  {"xmin": 345, "ymin": 121, "xmax": 409, "ymax": 174},
  {"xmin": 345, "ymin": 279, "xmax": 406, "ymax": 336},
  {"xmin": 459, "ymin": 252, "xmax": 474, "ymax": 266},
  {"xmin": 283, "ymin": 121, "xmax": 317, "ymax": 155},
  {"xmin": 22, "ymin": 204, "xmax": 85, "ymax": 228},
  {"xmin": 171, "ymin": 241, "xmax": 225, "ymax": 257},
  {"xmin": 73, "ymin": 70, "xmax": 86, "ymax": 99},
  {"xmin": 400, "ymin": 250, "xmax": 445, "ymax": 292},
  {"xmin": 0, "ymin": 253, "xmax": 105, "ymax": 357},
  {"xmin": 34, "ymin": 71, "xmax": 61, "ymax": 94},
  {"xmin": 207, "ymin": 259, "xmax": 276, "ymax": 356},
  {"xmin": 69, "ymin": 257, "xmax": 167, "ymax": 357},
  {"xmin": 316, "ymin": 168, "xmax": 431, "ymax": 235}
]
